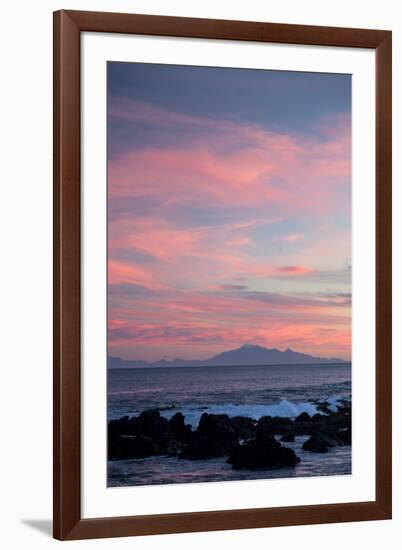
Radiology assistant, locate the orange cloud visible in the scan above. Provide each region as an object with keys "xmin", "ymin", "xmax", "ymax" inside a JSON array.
[
  {"xmin": 107, "ymin": 101, "xmax": 351, "ymax": 361},
  {"xmin": 276, "ymin": 266, "xmax": 314, "ymax": 275}
]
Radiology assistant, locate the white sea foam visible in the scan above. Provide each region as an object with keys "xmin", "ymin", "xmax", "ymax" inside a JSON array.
[{"xmin": 160, "ymin": 399, "xmax": 343, "ymax": 428}]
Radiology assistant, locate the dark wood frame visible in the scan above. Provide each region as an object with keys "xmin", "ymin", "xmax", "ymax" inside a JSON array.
[{"xmin": 53, "ymin": 9, "xmax": 392, "ymax": 541}]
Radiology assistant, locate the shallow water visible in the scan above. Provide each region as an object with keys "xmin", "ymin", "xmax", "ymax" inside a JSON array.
[
  {"xmin": 108, "ymin": 363, "xmax": 351, "ymax": 486},
  {"xmin": 108, "ymin": 435, "xmax": 351, "ymax": 487}
]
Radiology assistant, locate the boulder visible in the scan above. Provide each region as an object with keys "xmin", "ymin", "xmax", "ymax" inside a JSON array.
[
  {"xmin": 317, "ymin": 432, "xmax": 343, "ymax": 447},
  {"xmin": 108, "ymin": 434, "xmax": 160, "ymax": 460},
  {"xmin": 257, "ymin": 415, "xmax": 293, "ymax": 436},
  {"xmin": 337, "ymin": 400, "xmax": 352, "ymax": 415},
  {"xmin": 256, "ymin": 418, "xmax": 277, "ymax": 443},
  {"xmin": 291, "ymin": 408, "xmax": 351, "ymax": 437},
  {"xmin": 270, "ymin": 416, "xmax": 293, "ymax": 434},
  {"xmin": 108, "ymin": 409, "xmax": 196, "ymax": 459},
  {"xmin": 197, "ymin": 413, "xmax": 237, "ymax": 439},
  {"xmin": 295, "ymin": 412, "xmax": 311, "ymax": 423},
  {"xmin": 131, "ymin": 409, "xmax": 170, "ymax": 438},
  {"xmin": 168, "ymin": 412, "xmax": 192, "ymax": 437},
  {"xmin": 108, "ymin": 416, "xmax": 134, "ymax": 438},
  {"xmin": 302, "ymin": 434, "xmax": 329, "ymax": 453},
  {"xmin": 311, "ymin": 413, "xmax": 325, "ymax": 422},
  {"xmin": 316, "ymin": 401, "xmax": 332, "ymax": 414},
  {"xmin": 180, "ymin": 434, "xmax": 237, "ymax": 460},
  {"xmin": 320, "ymin": 411, "xmax": 350, "ymax": 433},
  {"xmin": 337, "ymin": 427, "xmax": 352, "ymax": 445},
  {"xmin": 229, "ymin": 416, "xmax": 257, "ymax": 439},
  {"xmin": 228, "ymin": 440, "xmax": 300, "ymax": 470},
  {"xmin": 179, "ymin": 413, "xmax": 238, "ymax": 460},
  {"xmin": 280, "ymin": 431, "xmax": 295, "ymax": 442}
]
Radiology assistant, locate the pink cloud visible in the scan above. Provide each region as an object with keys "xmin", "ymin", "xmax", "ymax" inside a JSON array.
[
  {"xmin": 108, "ymin": 104, "xmax": 350, "ymax": 219},
  {"xmin": 107, "ymin": 101, "xmax": 351, "ymax": 360},
  {"xmin": 282, "ymin": 233, "xmax": 304, "ymax": 243},
  {"xmin": 109, "ymin": 316, "xmax": 351, "ymax": 362},
  {"xmin": 108, "ymin": 259, "xmax": 164, "ymax": 290},
  {"xmin": 276, "ymin": 266, "xmax": 314, "ymax": 275}
]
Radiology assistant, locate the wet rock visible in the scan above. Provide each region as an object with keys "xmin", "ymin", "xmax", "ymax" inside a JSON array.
[
  {"xmin": 197, "ymin": 413, "xmax": 237, "ymax": 439},
  {"xmin": 316, "ymin": 401, "xmax": 332, "ymax": 414},
  {"xmin": 271, "ymin": 417, "xmax": 293, "ymax": 433},
  {"xmin": 229, "ymin": 416, "xmax": 257, "ymax": 439},
  {"xmin": 311, "ymin": 413, "xmax": 325, "ymax": 422},
  {"xmin": 180, "ymin": 434, "xmax": 237, "ymax": 460},
  {"xmin": 337, "ymin": 427, "xmax": 351, "ymax": 445},
  {"xmin": 295, "ymin": 412, "xmax": 311, "ymax": 423},
  {"xmin": 228, "ymin": 439, "xmax": 300, "ymax": 470},
  {"xmin": 317, "ymin": 432, "xmax": 343, "ymax": 447},
  {"xmin": 108, "ymin": 409, "xmax": 194, "ymax": 459},
  {"xmin": 321, "ymin": 411, "xmax": 351, "ymax": 432},
  {"xmin": 257, "ymin": 415, "xmax": 293, "ymax": 435},
  {"xmin": 179, "ymin": 413, "xmax": 238, "ymax": 460},
  {"xmin": 256, "ymin": 418, "xmax": 277, "ymax": 443},
  {"xmin": 280, "ymin": 431, "xmax": 295, "ymax": 442},
  {"xmin": 259, "ymin": 415, "xmax": 272, "ymax": 422},
  {"xmin": 337, "ymin": 400, "xmax": 352, "ymax": 415},
  {"xmin": 302, "ymin": 434, "xmax": 329, "ymax": 453},
  {"xmin": 168, "ymin": 412, "xmax": 192, "ymax": 437},
  {"xmin": 108, "ymin": 434, "xmax": 160, "ymax": 460},
  {"xmin": 108, "ymin": 416, "xmax": 137, "ymax": 438},
  {"xmin": 131, "ymin": 409, "xmax": 169, "ymax": 438},
  {"xmin": 292, "ymin": 407, "xmax": 351, "ymax": 436}
]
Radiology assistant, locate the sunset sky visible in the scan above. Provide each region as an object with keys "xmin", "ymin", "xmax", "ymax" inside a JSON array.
[{"xmin": 107, "ymin": 62, "xmax": 351, "ymax": 362}]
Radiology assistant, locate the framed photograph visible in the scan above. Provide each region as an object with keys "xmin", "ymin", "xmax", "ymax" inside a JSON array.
[{"xmin": 53, "ymin": 10, "xmax": 392, "ymax": 540}]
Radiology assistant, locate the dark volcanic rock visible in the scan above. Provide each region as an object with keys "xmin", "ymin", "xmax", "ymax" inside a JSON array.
[
  {"xmin": 337, "ymin": 427, "xmax": 352, "ymax": 445},
  {"xmin": 108, "ymin": 409, "xmax": 194, "ymax": 459},
  {"xmin": 280, "ymin": 431, "xmax": 295, "ymax": 442},
  {"xmin": 256, "ymin": 418, "xmax": 276, "ymax": 443},
  {"xmin": 180, "ymin": 434, "xmax": 235, "ymax": 459},
  {"xmin": 228, "ymin": 439, "xmax": 300, "ymax": 470},
  {"xmin": 108, "ymin": 434, "xmax": 160, "ymax": 460},
  {"xmin": 107, "ymin": 406, "xmax": 352, "ymax": 463},
  {"xmin": 295, "ymin": 412, "xmax": 311, "ymax": 423},
  {"xmin": 168, "ymin": 412, "xmax": 192, "ymax": 436},
  {"xmin": 301, "ymin": 417, "xmax": 350, "ymax": 453},
  {"xmin": 131, "ymin": 409, "xmax": 170, "ymax": 438},
  {"xmin": 318, "ymin": 432, "xmax": 343, "ymax": 447},
  {"xmin": 320, "ymin": 411, "xmax": 351, "ymax": 432},
  {"xmin": 270, "ymin": 416, "xmax": 293, "ymax": 433},
  {"xmin": 311, "ymin": 413, "xmax": 325, "ymax": 422},
  {"xmin": 108, "ymin": 416, "xmax": 134, "ymax": 439},
  {"xmin": 227, "ymin": 416, "xmax": 300, "ymax": 470},
  {"xmin": 197, "ymin": 413, "xmax": 237, "ymax": 439},
  {"xmin": 180, "ymin": 413, "xmax": 238, "ymax": 460},
  {"xmin": 291, "ymin": 405, "xmax": 351, "ymax": 437},
  {"xmin": 302, "ymin": 434, "xmax": 329, "ymax": 453},
  {"xmin": 316, "ymin": 401, "xmax": 332, "ymax": 414},
  {"xmin": 257, "ymin": 415, "xmax": 293, "ymax": 436},
  {"xmin": 337, "ymin": 399, "xmax": 352, "ymax": 415},
  {"xmin": 302, "ymin": 436, "xmax": 328, "ymax": 453},
  {"xmin": 229, "ymin": 416, "xmax": 257, "ymax": 439}
]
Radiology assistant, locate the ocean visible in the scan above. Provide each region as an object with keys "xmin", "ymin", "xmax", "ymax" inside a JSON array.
[{"xmin": 108, "ymin": 363, "xmax": 351, "ymax": 486}]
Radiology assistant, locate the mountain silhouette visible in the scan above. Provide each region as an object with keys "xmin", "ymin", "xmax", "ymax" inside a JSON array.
[{"xmin": 108, "ymin": 343, "xmax": 346, "ymax": 368}]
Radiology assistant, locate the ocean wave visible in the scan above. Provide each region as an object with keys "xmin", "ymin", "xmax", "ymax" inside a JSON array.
[{"xmin": 158, "ymin": 397, "xmax": 347, "ymax": 428}]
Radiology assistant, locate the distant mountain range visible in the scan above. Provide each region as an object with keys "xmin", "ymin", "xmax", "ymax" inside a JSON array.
[{"xmin": 108, "ymin": 344, "xmax": 346, "ymax": 368}]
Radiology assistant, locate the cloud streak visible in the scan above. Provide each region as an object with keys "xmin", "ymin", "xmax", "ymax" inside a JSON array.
[{"xmin": 107, "ymin": 64, "xmax": 351, "ymax": 361}]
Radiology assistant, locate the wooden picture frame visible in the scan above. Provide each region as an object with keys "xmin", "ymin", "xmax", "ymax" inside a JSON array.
[{"xmin": 53, "ymin": 9, "xmax": 392, "ymax": 540}]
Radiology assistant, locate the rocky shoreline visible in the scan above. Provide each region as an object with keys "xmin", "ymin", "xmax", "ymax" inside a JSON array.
[{"xmin": 108, "ymin": 400, "xmax": 351, "ymax": 471}]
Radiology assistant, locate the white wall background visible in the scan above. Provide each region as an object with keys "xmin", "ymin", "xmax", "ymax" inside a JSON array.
[{"xmin": 0, "ymin": 1, "xmax": 400, "ymax": 549}]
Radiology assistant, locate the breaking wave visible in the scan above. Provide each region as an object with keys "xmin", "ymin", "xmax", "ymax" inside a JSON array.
[{"xmin": 159, "ymin": 397, "xmax": 346, "ymax": 428}]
